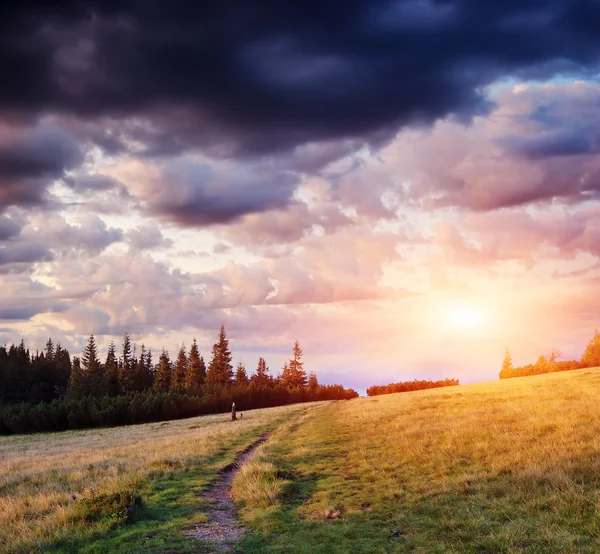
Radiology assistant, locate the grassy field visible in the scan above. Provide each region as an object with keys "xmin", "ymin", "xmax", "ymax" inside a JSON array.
[
  {"xmin": 4, "ymin": 369, "xmax": 600, "ymax": 554},
  {"xmin": 234, "ymin": 368, "xmax": 600, "ymax": 553},
  {"xmin": 0, "ymin": 402, "xmax": 316, "ymax": 553}
]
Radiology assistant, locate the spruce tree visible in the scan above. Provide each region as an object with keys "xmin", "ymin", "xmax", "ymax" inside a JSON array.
[
  {"xmin": 500, "ymin": 348, "xmax": 513, "ymax": 376},
  {"xmin": 581, "ymin": 330, "xmax": 600, "ymax": 368},
  {"xmin": 154, "ymin": 350, "xmax": 172, "ymax": 391},
  {"xmin": 172, "ymin": 344, "xmax": 188, "ymax": 390},
  {"xmin": 45, "ymin": 338, "xmax": 55, "ymax": 361},
  {"xmin": 120, "ymin": 332, "xmax": 136, "ymax": 393},
  {"xmin": 251, "ymin": 357, "xmax": 272, "ymax": 387},
  {"xmin": 105, "ymin": 341, "xmax": 120, "ymax": 396},
  {"xmin": 308, "ymin": 371, "xmax": 319, "ymax": 392},
  {"xmin": 288, "ymin": 340, "xmax": 307, "ymax": 388},
  {"xmin": 82, "ymin": 334, "xmax": 106, "ymax": 396},
  {"xmin": 206, "ymin": 325, "xmax": 233, "ymax": 387},
  {"xmin": 185, "ymin": 339, "xmax": 206, "ymax": 391},
  {"xmin": 235, "ymin": 361, "xmax": 249, "ymax": 384}
]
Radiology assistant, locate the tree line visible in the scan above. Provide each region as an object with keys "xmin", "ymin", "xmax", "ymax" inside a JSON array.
[
  {"xmin": 366, "ymin": 378, "xmax": 459, "ymax": 397},
  {"xmin": 0, "ymin": 326, "xmax": 357, "ymax": 434},
  {"xmin": 500, "ymin": 329, "xmax": 600, "ymax": 379}
]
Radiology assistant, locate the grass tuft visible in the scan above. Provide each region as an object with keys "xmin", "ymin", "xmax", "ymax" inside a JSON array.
[{"xmin": 232, "ymin": 456, "xmax": 283, "ymax": 508}]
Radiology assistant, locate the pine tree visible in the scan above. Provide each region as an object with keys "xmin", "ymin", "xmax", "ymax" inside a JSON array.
[
  {"xmin": 105, "ymin": 341, "xmax": 120, "ymax": 396},
  {"xmin": 172, "ymin": 344, "xmax": 188, "ymax": 390},
  {"xmin": 185, "ymin": 339, "xmax": 205, "ymax": 391},
  {"xmin": 235, "ymin": 361, "xmax": 249, "ymax": 384},
  {"xmin": 154, "ymin": 350, "xmax": 172, "ymax": 391},
  {"xmin": 251, "ymin": 357, "xmax": 272, "ymax": 387},
  {"xmin": 82, "ymin": 334, "xmax": 106, "ymax": 396},
  {"xmin": 307, "ymin": 371, "xmax": 319, "ymax": 392},
  {"xmin": 279, "ymin": 361, "xmax": 293, "ymax": 388},
  {"xmin": 68, "ymin": 356, "xmax": 84, "ymax": 397},
  {"xmin": 120, "ymin": 332, "xmax": 136, "ymax": 393},
  {"xmin": 581, "ymin": 330, "xmax": 600, "ymax": 368},
  {"xmin": 45, "ymin": 338, "xmax": 55, "ymax": 362},
  {"xmin": 287, "ymin": 340, "xmax": 308, "ymax": 388},
  {"xmin": 206, "ymin": 325, "xmax": 233, "ymax": 387},
  {"xmin": 501, "ymin": 348, "xmax": 513, "ymax": 374}
]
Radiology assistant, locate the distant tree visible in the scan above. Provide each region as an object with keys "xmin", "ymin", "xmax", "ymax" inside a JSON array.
[
  {"xmin": 120, "ymin": 333, "xmax": 136, "ymax": 393},
  {"xmin": 282, "ymin": 340, "xmax": 307, "ymax": 389},
  {"xmin": 154, "ymin": 350, "xmax": 172, "ymax": 392},
  {"xmin": 307, "ymin": 371, "xmax": 319, "ymax": 392},
  {"xmin": 549, "ymin": 347, "xmax": 562, "ymax": 364},
  {"xmin": 235, "ymin": 361, "xmax": 249, "ymax": 384},
  {"xmin": 251, "ymin": 357, "xmax": 272, "ymax": 387},
  {"xmin": 104, "ymin": 341, "xmax": 120, "ymax": 396},
  {"xmin": 68, "ymin": 356, "xmax": 84, "ymax": 396},
  {"xmin": 501, "ymin": 348, "xmax": 513, "ymax": 372},
  {"xmin": 185, "ymin": 339, "xmax": 206, "ymax": 391},
  {"xmin": 82, "ymin": 334, "xmax": 106, "ymax": 396},
  {"xmin": 44, "ymin": 338, "xmax": 55, "ymax": 362},
  {"xmin": 172, "ymin": 344, "xmax": 188, "ymax": 390},
  {"xmin": 133, "ymin": 344, "xmax": 153, "ymax": 392},
  {"xmin": 206, "ymin": 325, "xmax": 233, "ymax": 387},
  {"xmin": 581, "ymin": 330, "xmax": 600, "ymax": 368}
]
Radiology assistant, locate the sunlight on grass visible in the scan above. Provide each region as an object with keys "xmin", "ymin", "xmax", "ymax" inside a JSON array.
[
  {"xmin": 0, "ymin": 403, "xmax": 314, "ymax": 553},
  {"xmin": 237, "ymin": 368, "xmax": 600, "ymax": 553}
]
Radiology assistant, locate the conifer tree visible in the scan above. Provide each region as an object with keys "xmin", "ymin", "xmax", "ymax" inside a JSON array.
[
  {"xmin": 68, "ymin": 356, "xmax": 84, "ymax": 396},
  {"xmin": 45, "ymin": 338, "xmax": 55, "ymax": 362},
  {"xmin": 279, "ymin": 361, "xmax": 293, "ymax": 388},
  {"xmin": 185, "ymin": 339, "xmax": 205, "ymax": 391},
  {"xmin": 82, "ymin": 334, "xmax": 106, "ymax": 396},
  {"xmin": 172, "ymin": 344, "xmax": 188, "ymax": 390},
  {"xmin": 206, "ymin": 325, "xmax": 233, "ymax": 387},
  {"xmin": 154, "ymin": 350, "xmax": 172, "ymax": 391},
  {"xmin": 235, "ymin": 361, "xmax": 249, "ymax": 384},
  {"xmin": 501, "ymin": 348, "xmax": 513, "ymax": 375},
  {"xmin": 287, "ymin": 340, "xmax": 307, "ymax": 388},
  {"xmin": 251, "ymin": 357, "xmax": 272, "ymax": 387},
  {"xmin": 308, "ymin": 371, "xmax": 319, "ymax": 392},
  {"xmin": 120, "ymin": 332, "xmax": 136, "ymax": 393},
  {"xmin": 105, "ymin": 341, "xmax": 120, "ymax": 396},
  {"xmin": 581, "ymin": 330, "xmax": 600, "ymax": 368}
]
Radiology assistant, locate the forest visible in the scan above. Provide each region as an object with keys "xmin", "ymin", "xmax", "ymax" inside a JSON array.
[
  {"xmin": 366, "ymin": 378, "xmax": 459, "ymax": 396},
  {"xmin": 499, "ymin": 329, "xmax": 600, "ymax": 379},
  {"xmin": 0, "ymin": 326, "xmax": 357, "ymax": 434}
]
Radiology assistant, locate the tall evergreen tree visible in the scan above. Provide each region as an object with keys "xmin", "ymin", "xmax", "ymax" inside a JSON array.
[
  {"xmin": 45, "ymin": 338, "xmax": 55, "ymax": 361},
  {"xmin": 285, "ymin": 340, "xmax": 307, "ymax": 388},
  {"xmin": 307, "ymin": 371, "xmax": 319, "ymax": 392},
  {"xmin": 251, "ymin": 357, "xmax": 272, "ymax": 387},
  {"xmin": 154, "ymin": 350, "xmax": 172, "ymax": 391},
  {"xmin": 105, "ymin": 341, "xmax": 120, "ymax": 396},
  {"xmin": 82, "ymin": 334, "xmax": 106, "ymax": 396},
  {"xmin": 185, "ymin": 339, "xmax": 206, "ymax": 391},
  {"xmin": 172, "ymin": 344, "xmax": 188, "ymax": 390},
  {"xmin": 120, "ymin": 332, "xmax": 136, "ymax": 393},
  {"xmin": 235, "ymin": 361, "xmax": 249, "ymax": 384},
  {"xmin": 501, "ymin": 348, "xmax": 513, "ymax": 374},
  {"xmin": 581, "ymin": 330, "xmax": 600, "ymax": 368},
  {"xmin": 206, "ymin": 325, "xmax": 233, "ymax": 387},
  {"xmin": 68, "ymin": 356, "xmax": 84, "ymax": 397}
]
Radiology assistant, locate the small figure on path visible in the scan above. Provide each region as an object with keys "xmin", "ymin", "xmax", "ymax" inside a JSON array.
[{"xmin": 231, "ymin": 402, "xmax": 236, "ymax": 421}]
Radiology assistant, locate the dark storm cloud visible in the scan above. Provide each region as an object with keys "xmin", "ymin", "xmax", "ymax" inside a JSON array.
[
  {"xmin": 142, "ymin": 160, "xmax": 300, "ymax": 226},
  {"xmin": 0, "ymin": 123, "xmax": 84, "ymax": 209},
  {"xmin": 0, "ymin": 216, "xmax": 22, "ymax": 240},
  {"xmin": 0, "ymin": 1, "xmax": 599, "ymax": 157}
]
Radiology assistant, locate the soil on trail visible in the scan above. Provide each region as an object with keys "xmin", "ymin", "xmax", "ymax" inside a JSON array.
[{"xmin": 187, "ymin": 432, "xmax": 271, "ymax": 551}]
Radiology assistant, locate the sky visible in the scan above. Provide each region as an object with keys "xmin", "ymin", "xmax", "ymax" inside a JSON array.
[{"xmin": 1, "ymin": 1, "xmax": 600, "ymax": 393}]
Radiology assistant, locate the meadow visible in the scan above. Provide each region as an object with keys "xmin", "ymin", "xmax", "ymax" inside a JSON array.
[
  {"xmin": 0, "ymin": 403, "xmax": 316, "ymax": 553},
  {"xmin": 3, "ymin": 369, "xmax": 600, "ymax": 553},
  {"xmin": 235, "ymin": 368, "xmax": 600, "ymax": 553}
]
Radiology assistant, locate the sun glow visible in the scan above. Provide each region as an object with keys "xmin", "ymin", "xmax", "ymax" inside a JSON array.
[{"xmin": 445, "ymin": 304, "xmax": 486, "ymax": 333}]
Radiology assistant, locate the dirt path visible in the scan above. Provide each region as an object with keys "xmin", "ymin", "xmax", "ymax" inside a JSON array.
[{"xmin": 187, "ymin": 432, "xmax": 271, "ymax": 551}]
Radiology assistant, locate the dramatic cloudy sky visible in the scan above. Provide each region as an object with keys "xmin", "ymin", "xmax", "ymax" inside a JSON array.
[{"xmin": 1, "ymin": 0, "xmax": 600, "ymax": 392}]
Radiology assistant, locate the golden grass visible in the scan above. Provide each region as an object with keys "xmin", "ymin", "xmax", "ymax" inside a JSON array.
[
  {"xmin": 236, "ymin": 368, "xmax": 600, "ymax": 553},
  {"xmin": 0, "ymin": 403, "xmax": 310, "ymax": 553}
]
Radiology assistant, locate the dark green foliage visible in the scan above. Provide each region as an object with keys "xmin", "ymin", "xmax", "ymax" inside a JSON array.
[
  {"xmin": 281, "ymin": 340, "xmax": 308, "ymax": 389},
  {"xmin": 0, "ymin": 324, "xmax": 359, "ymax": 435},
  {"xmin": 206, "ymin": 325, "xmax": 233, "ymax": 387},
  {"xmin": 366, "ymin": 378, "xmax": 459, "ymax": 396}
]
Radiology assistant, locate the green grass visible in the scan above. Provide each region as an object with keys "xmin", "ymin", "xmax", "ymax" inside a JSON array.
[
  {"xmin": 0, "ymin": 403, "xmax": 320, "ymax": 554},
  {"xmin": 235, "ymin": 368, "xmax": 600, "ymax": 553}
]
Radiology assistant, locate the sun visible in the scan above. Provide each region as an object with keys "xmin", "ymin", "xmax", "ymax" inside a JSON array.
[{"xmin": 445, "ymin": 305, "xmax": 486, "ymax": 333}]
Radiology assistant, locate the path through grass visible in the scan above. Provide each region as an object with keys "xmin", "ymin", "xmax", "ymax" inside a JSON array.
[{"xmin": 235, "ymin": 369, "xmax": 600, "ymax": 553}]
